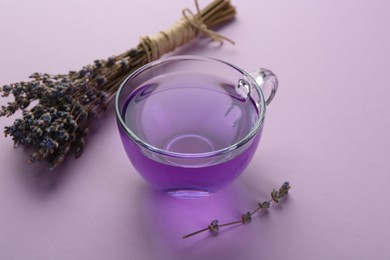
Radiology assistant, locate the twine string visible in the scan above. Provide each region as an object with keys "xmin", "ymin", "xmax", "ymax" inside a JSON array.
[
  {"xmin": 140, "ymin": 0, "xmax": 234, "ymax": 62},
  {"xmin": 182, "ymin": 2, "xmax": 235, "ymax": 45}
]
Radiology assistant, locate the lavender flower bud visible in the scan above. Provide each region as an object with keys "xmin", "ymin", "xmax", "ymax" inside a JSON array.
[
  {"xmin": 208, "ymin": 219, "xmax": 219, "ymax": 233},
  {"xmin": 242, "ymin": 212, "xmax": 252, "ymax": 224}
]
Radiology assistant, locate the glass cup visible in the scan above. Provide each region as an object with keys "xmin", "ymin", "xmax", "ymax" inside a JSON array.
[{"xmin": 115, "ymin": 56, "xmax": 278, "ymax": 198}]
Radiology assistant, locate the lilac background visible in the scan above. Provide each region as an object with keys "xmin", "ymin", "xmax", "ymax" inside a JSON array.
[{"xmin": 1, "ymin": 0, "xmax": 389, "ymax": 259}]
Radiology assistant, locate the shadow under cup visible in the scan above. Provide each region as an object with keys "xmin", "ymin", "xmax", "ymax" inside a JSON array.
[{"xmin": 115, "ymin": 56, "xmax": 276, "ymax": 198}]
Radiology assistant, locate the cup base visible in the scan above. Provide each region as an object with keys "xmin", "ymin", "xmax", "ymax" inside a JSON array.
[
  {"xmin": 163, "ymin": 133, "xmax": 217, "ymax": 167},
  {"xmin": 165, "ymin": 188, "xmax": 213, "ymax": 198}
]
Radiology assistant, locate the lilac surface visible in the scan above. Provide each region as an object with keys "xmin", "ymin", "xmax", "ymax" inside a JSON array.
[{"xmin": 0, "ymin": 0, "xmax": 390, "ymax": 259}]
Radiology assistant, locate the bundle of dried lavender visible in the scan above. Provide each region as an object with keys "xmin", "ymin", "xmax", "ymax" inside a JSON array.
[{"xmin": 0, "ymin": 0, "xmax": 236, "ymax": 169}]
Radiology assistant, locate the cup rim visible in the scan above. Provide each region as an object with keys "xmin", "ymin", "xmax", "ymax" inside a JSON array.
[{"xmin": 115, "ymin": 55, "xmax": 266, "ymax": 158}]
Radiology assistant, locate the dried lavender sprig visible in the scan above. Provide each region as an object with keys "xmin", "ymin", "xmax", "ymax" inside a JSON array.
[
  {"xmin": 0, "ymin": 0, "xmax": 236, "ymax": 170},
  {"xmin": 182, "ymin": 182, "xmax": 291, "ymax": 239}
]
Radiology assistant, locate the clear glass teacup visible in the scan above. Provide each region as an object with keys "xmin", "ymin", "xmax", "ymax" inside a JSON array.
[{"xmin": 115, "ymin": 56, "xmax": 278, "ymax": 198}]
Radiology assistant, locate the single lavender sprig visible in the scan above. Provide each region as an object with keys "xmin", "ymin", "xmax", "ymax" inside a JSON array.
[{"xmin": 183, "ymin": 182, "xmax": 291, "ymax": 239}]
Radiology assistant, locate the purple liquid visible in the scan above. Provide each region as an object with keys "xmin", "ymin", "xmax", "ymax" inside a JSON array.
[{"xmin": 119, "ymin": 73, "xmax": 262, "ymax": 197}]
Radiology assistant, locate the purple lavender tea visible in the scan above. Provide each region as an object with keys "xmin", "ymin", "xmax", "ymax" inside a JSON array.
[{"xmin": 119, "ymin": 73, "xmax": 262, "ymax": 197}]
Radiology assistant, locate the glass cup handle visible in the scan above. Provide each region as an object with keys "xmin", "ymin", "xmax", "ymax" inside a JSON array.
[{"xmin": 249, "ymin": 68, "xmax": 278, "ymax": 106}]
